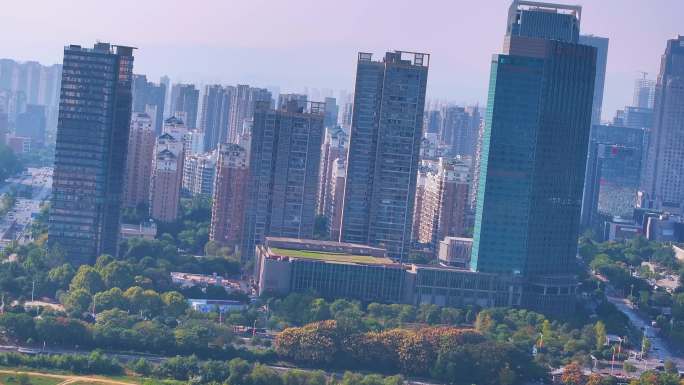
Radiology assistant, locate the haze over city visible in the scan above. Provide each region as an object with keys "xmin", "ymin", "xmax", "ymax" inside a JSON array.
[
  {"xmin": 2, "ymin": 1, "xmax": 684, "ymax": 384},
  {"xmin": 1, "ymin": 0, "xmax": 682, "ymax": 120}
]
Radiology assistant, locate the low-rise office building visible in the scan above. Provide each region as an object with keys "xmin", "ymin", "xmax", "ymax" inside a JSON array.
[
  {"xmin": 255, "ymin": 237, "xmax": 530, "ymax": 309},
  {"xmin": 438, "ymin": 237, "xmax": 472, "ymax": 268}
]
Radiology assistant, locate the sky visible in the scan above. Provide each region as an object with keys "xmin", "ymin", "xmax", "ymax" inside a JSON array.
[{"xmin": 1, "ymin": 0, "xmax": 682, "ymax": 121}]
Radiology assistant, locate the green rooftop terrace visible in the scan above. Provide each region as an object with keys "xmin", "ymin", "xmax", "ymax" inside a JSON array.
[{"xmin": 268, "ymin": 247, "xmax": 395, "ymax": 265}]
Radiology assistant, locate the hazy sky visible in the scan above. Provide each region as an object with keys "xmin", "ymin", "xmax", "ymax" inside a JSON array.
[{"xmin": 1, "ymin": 0, "xmax": 682, "ymax": 121}]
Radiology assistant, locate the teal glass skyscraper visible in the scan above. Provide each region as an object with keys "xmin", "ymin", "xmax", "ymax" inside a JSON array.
[{"xmin": 471, "ymin": 1, "xmax": 596, "ymax": 311}]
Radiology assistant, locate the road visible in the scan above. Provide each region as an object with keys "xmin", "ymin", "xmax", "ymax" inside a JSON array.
[
  {"xmin": 0, "ymin": 167, "xmax": 52, "ymax": 251},
  {"xmin": 605, "ymin": 289, "xmax": 684, "ymax": 369}
]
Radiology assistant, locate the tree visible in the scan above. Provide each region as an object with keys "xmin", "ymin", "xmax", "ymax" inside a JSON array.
[
  {"xmin": 309, "ymin": 298, "xmax": 331, "ymax": 321},
  {"xmin": 141, "ymin": 289, "xmax": 163, "ymax": 316},
  {"xmin": 498, "ymin": 364, "xmax": 517, "ymax": 385},
  {"xmin": 586, "ymin": 374, "xmax": 602, "ymax": 385},
  {"xmin": 94, "ymin": 254, "xmax": 115, "ymax": 270},
  {"xmin": 123, "ymin": 286, "xmax": 145, "ymax": 314},
  {"xmin": 561, "ymin": 362, "xmax": 586, "ymax": 385},
  {"xmin": 133, "ymin": 320, "xmax": 174, "ymax": 352},
  {"xmin": 93, "ymin": 287, "xmax": 127, "ymax": 312},
  {"xmin": 200, "ymin": 360, "xmax": 231, "ymax": 383},
  {"xmin": 0, "ymin": 312, "xmax": 35, "ymax": 341},
  {"xmin": 155, "ymin": 355, "xmax": 199, "ymax": 380},
  {"xmin": 642, "ymin": 336, "xmax": 651, "ymax": 356},
  {"xmin": 594, "ymin": 321, "xmax": 607, "ymax": 350},
  {"xmin": 100, "ymin": 261, "xmax": 134, "ymax": 289},
  {"xmin": 161, "ymin": 291, "xmax": 188, "ymax": 318},
  {"xmin": 227, "ymin": 358, "xmax": 252, "ymax": 385},
  {"xmin": 69, "ymin": 266, "xmax": 105, "ymax": 294},
  {"xmin": 129, "ymin": 358, "xmax": 152, "ymax": 376},
  {"xmin": 0, "ymin": 144, "xmax": 22, "ymax": 182},
  {"xmin": 664, "ymin": 360, "xmax": 678, "ymax": 374},
  {"xmin": 248, "ymin": 364, "xmax": 283, "ymax": 385},
  {"xmin": 47, "ymin": 264, "xmax": 75, "ymax": 291},
  {"xmin": 61, "ymin": 288, "xmax": 93, "ymax": 315}
]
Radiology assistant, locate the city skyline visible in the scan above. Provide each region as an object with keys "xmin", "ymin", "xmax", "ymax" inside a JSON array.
[{"xmin": 1, "ymin": 1, "xmax": 682, "ymax": 122}]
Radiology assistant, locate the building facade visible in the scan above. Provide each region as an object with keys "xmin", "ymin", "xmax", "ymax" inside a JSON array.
[
  {"xmin": 15, "ymin": 104, "xmax": 46, "ymax": 147},
  {"xmin": 327, "ymin": 158, "xmax": 347, "ymax": 241},
  {"xmin": 170, "ymin": 83, "xmax": 199, "ymax": 129},
  {"xmin": 640, "ymin": 36, "xmax": 684, "ymax": 214},
  {"xmin": 149, "ymin": 132, "xmax": 184, "ymax": 223},
  {"xmin": 227, "ymin": 85, "xmax": 271, "ymax": 143},
  {"xmin": 317, "ymin": 127, "xmax": 348, "ymax": 215},
  {"xmin": 578, "ymin": 35, "xmax": 609, "ymax": 126},
  {"xmin": 241, "ymin": 100, "xmax": 325, "ymax": 259},
  {"xmin": 123, "ymin": 112, "xmax": 155, "ymax": 209},
  {"xmin": 255, "ymin": 237, "xmax": 523, "ymax": 308},
  {"xmin": 210, "ymin": 143, "xmax": 249, "ymax": 248},
  {"xmin": 200, "ymin": 84, "xmax": 234, "ymax": 151},
  {"xmin": 132, "ymin": 74, "xmax": 166, "ymax": 134},
  {"xmin": 634, "ymin": 76, "xmax": 656, "ymax": 109},
  {"xmin": 472, "ymin": 1, "xmax": 596, "ymax": 313},
  {"xmin": 440, "ymin": 105, "xmax": 480, "ymax": 157},
  {"xmin": 340, "ymin": 51, "xmax": 429, "ymax": 260},
  {"xmin": 417, "ymin": 157, "xmax": 471, "ymax": 248},
  {"xmin": 182, "ymin": 151, "xmax": 217, "ymax": 197},
  {"xmin": 48, "ymin": 42, "xmax": 134, "ymax": 265}
]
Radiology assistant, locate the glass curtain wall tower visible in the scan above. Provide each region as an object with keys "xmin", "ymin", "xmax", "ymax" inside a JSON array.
[
  {"xmin": 48, "ymin": 42, "xmax": 135, "ymax": 265},
  {"xmin": 471, "ymin": 1, "xmax": 596, "ymax": 312}
]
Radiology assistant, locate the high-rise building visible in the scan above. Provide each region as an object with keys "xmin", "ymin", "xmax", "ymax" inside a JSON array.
[
  {"xmin": 170, "ymin": 83, "xmax": 199, "ymax": 129},
  {"xmin": 615, "ymin": 106, "xmax": 654, "ymax": 130},
  {"xmin": 15, "ymin": 104, "xmax": 46, "ymax": 147},
  {"xmin": 185, "ymin": 129, "xmax": 205, "ymax": 156},
  {"xmin": 417, "ymin": 157, "xmax": 471, "ymax": 249},
  {"xmin": 278, "ymin": 93, "xmax": 308, "ymax": 110},
  {"xmin": 200, "ymin": 84, "xmax": 234, "ymax": 151},
  {"xmin": 228, "ymin": 85, "xmax": 271, "ymax": 143},
  {"xmin": 583, "ymin": 141, "xmax": 642, "ymax": 227},
  {"xmin": 182, "ymin": 151, "xmax": 217, "ymax": 197},
  {"xmin": 472, "ymin": 2, "xmax": 596, "ymax": 312},
  {"xmin": 0, "ymin": 112, "xmax": 8, "ymax": 144},
  {"xmin": 326, "ymin": 157, "xmax": 347, "ymax": 241},
  {"xmin": 579, "ymin": 35, "xmax": 608, "ymax": 126},
  {"xmin": 340, "ymin": 51, "xmax": 429, "ymax": 260},
  {"xmin": 242, "ymin": 100, "xmax": 325, "ymax": 259},
  {"xmin": 132, "ymin": 74, "xmax": 166, "ymax": 134},
  {"xmin": 634, "ymin": 76, "xmax": 656, "ymax": 109},
  {"xmin": 323, "ymin": 97, "xmax": 339, "ymax": 128},
  {"xmin": 424, "ymin": 110, "xmax": 441, "ymax": 135},
  {"xmin": 162, "ymin": 116, "xmax": 188, "ymax": 139},
  {"xmin": 317, "ymin": 127, "xmax": 348, "ymax": 216},
  {"xmin": 48, "ymin": 42, "xmax": 135, "ymax": 265},
  {"xmin": 210, "ymin": 144, "xmax": 249, "ymax": 248},
  {"xmin": 440, "ymin": 105, "xmax": 480, "ymax": 156},
  {"xmin": 640, "ymin": 36, "xmax": 684, "ymax": 213},
  {"xmin": 340, "ymin": 101, "xmax": 353, "ymax": 131},
  {"xmin": 149, "ymin": 130, "xmax": 184, "ymax": 223},
  {"xmin": 0, "ymin": 59, "xmax": 62, "ymax": 133},
  {"xmin": 411, "ymin": 160, "xmax": 434, "ymax": 242},
  {"xmin": 123, "ymin": 112, "xmax": 155, "ymax": 209}
]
